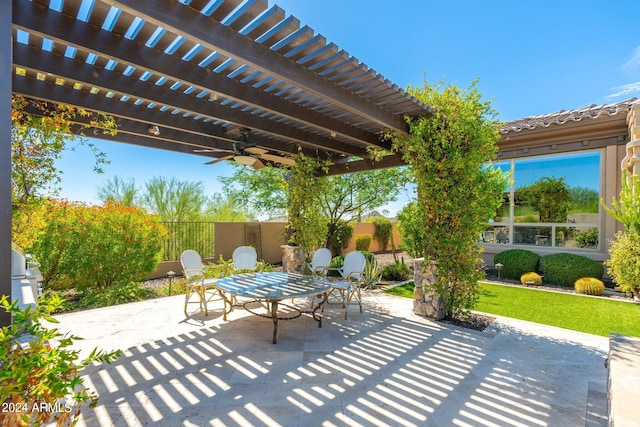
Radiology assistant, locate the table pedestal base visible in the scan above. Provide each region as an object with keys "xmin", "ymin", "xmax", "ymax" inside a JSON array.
[{"xmin": 223, "ymin": 293, "xmax": 328, "ymax": 344}]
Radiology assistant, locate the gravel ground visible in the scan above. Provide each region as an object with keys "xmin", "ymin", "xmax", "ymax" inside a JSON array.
[{"xmin": 483, "ymin": 268, "xmax": 631, "ymax": 301}]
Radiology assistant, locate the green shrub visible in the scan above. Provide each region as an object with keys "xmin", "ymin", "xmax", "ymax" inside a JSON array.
[
  {"xmin": 520, "ymin": 272, "xmax": 542, "ymax": 286},
  {"xmin": 326, "ymin": 255, "xmax": 345, "ymax": 277},
  {"xmin": 155, "ymin": 278, "xmax": 188, "ymax": 297},
  {"xmin": 575, "ymin": 228, "xmax": 599, "ymax": 249},
  {"xmin": 367, "ymin": 216, "xmax": 393, "ymax": 251},
  {"xmin": 28, "ymin": 200, "xmax": 167, "ymax": 292},
  {"xmin": 540, "ymin": 253, "xmax": 604, "ymax": 287},
  {"xmin": 397, "ymin": 201, "xmax": 426, "ymax": 258},
  {"xmin": 355, "ymin": 234, "xmax": 371, "ymax": 251},
  {"xmin": 330, "ymin": 220, "xmax": 353, "ymax": 256},
  {"xmin": 381, "ymin": 258, "xmax": 412, "ymax": 281},
  {"xmin": 494, "ymin": 249, "xmax": 540, "ymax": 280},
  {"xmin": 362, "ymin": 259, "xmax": 383, "ymax": 289},
  {"xmin": 575, "ymin": 277, "xmax": 605, "ymax": 296},
  {"xmin": 67, "ymin": 281, "xmax": 155, "ymax": 311},
  {"xmin": 605, "ymin": 230, "xmax": 640, "ymax": 295},
  {"xmin": 515, "ymin": 215, "xmax": 539, "ymax": 223}
]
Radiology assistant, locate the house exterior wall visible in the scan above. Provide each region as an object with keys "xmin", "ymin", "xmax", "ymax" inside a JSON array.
[{"xmin": 481, "ymin": 103, "xmax": 635, "ymax": 266}]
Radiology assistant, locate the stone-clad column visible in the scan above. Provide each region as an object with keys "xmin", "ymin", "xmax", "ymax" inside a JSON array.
[
  {"xmin": 412, "ymin": 258, "xmax": 446, "ymax": 320},
  {"xmin": 281, "ymin": 245, "xmax": 305, "ymax": 274}
]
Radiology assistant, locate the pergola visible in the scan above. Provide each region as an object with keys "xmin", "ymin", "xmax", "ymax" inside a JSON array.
[{"xmin": 1, "ymin": 0, "xmax": 431, "ymax": 324}]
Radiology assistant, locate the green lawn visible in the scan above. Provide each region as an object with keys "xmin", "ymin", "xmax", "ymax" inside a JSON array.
[{"xmin": 384, "ymin": 282, "xmax": 640, "ymax": 337}]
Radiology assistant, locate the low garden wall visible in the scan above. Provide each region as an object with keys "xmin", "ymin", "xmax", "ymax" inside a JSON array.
[
  {"xmin": 607, "ymin": 334, "xmax": 640, "ymax": 426},
  {"xmin": 150, "ymin": 221, "xmax": 404, "ymax": 278}
]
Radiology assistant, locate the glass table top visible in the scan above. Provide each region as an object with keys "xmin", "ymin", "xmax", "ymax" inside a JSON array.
[{"xmin": 215, "ymin": 272, "xmax": 331, "ymax": 300}]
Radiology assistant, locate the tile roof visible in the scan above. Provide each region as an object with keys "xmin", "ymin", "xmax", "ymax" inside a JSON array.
[{"xmin": 501, "ymin": 98, "xmax": 638, "ymax": 134}]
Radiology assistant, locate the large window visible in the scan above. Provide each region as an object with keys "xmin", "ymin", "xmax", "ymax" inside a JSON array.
[{"xmin": 484, "ymin": 151, "xmax": 601, "ymax": 250}]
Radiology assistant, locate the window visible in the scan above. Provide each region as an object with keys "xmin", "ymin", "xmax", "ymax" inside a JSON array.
[{"xmin": 484, "ymin": 151, "xmax": 601, "ymax": 249}]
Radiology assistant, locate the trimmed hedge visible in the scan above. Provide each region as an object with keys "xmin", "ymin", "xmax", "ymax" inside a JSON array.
[
  {"xmin": 493, "ymin": 249, "xmax": 540, "ymax": 280},
  {"xmin": 355, "ymin": 234, "xmax": 371, "ymax": 251},
  {"xmin": 540, "ymin": 253, "xmax": 604, "ymax": 287}
]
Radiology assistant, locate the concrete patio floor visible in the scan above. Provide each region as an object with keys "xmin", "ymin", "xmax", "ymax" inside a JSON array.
[{"xmin": 50, "ymin": 291, "xmax": 609, "ymax": 427}]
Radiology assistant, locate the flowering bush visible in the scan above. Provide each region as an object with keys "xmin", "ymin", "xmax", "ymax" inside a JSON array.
[
  {"xmin": 24, "ymin": 200, "xmax": 167, "ymax": 291},
  {"xmin": 605, "ymin": 231, "xmax": 640, "ymax": 296},
  {"xmin": 391, "ymin": 80, "xmax": 506, "ymax": 318}
]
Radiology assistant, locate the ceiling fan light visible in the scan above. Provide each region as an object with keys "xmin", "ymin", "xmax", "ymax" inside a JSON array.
[
  {"xmin": 234, "ymin": 155, "xmax": 256, "ymax": 165},
  {"xmin": 148, "ymin": 125, "xmax": 160, "ymax": 136}
]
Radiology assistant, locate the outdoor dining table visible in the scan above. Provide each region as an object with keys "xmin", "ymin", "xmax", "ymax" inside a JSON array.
[{"xmin": 215, "ymin": 272, "xmax": 332, "ymax": 344}]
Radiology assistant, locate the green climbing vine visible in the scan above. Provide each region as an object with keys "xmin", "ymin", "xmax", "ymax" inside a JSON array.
[{"xmin": 390, "ymin": 79, "xmax": 507, "ymax": 318}]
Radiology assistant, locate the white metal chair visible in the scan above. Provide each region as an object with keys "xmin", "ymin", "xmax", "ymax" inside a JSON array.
[
  {"xmin": 232, "ymin": 246, "xmax": 258, "ymax": 272},
  {"xmin": 181, "ymin": 250, "xmax": 223, "ymax": 316},
  {"xmin": 307, "ymin": 247, "xmax": 332, "ymax": 277},
  {"xmin": 325, "ymin": 251, "xmax": 366, "ymax": 319},
  {"xmin": 292, "ymin": 247, "xmax": 333, "ymax": 305}
]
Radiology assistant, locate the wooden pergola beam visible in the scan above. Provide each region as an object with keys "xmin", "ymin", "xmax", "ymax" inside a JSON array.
[{"xmin": 14, "ymin": 3, "xmax": 387, "ymax": 151}]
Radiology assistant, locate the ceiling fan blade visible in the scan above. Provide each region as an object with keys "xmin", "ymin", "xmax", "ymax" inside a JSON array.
[
  {"xmin": 260, "ymin": 153, "xmax": 296, "ymax": 166},
  {"xmin": 245, "ymin": 146, "xmax": 268, "ymax": 155},
  {"xmin": 252, "ymin": 158, "xmax": 265, "ymax": 169},
  {"xmin": 204, "ymin": 155, "xmax": 234, "ymax": 165}
]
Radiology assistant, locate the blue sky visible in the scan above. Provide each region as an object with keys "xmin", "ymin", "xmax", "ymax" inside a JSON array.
[{"xmin": 55, "ymin": 0, "xmax": 640, "ymax": 216}]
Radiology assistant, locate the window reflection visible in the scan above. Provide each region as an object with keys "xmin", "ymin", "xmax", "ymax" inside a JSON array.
[
  {"xmin": 493, "ymin": 161, "xmax": 512, "ymax": 223},
  {"xmin": 484, "ymin": 151, "xmax": 601, "ymax": 250},
  {"xmin": 483, "ymin": 226, "xmax": 509, "ymax": 244},
  {"xmin": 514, "ymin": 152, "xmax": 600, "ymax": 225},
  {"xmin": 514, "ymin": 226, "xmax": 552, "ymax": 246},
  {"xmin": 557, "ymin": 226, "xmax": 599, "ymax": 249}
]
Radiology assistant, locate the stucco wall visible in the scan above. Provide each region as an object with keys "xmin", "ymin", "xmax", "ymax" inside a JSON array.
[
  {"xmin": 345, "ymin": 222, "xmax": 402, "ymax": 253},
  {"xmin": 213, "ymin": 222, "xmax": 287, "ymax": 265},
  {"xmin": 149, "ymin": 220, "xmax": 403, "ymax": 279}
]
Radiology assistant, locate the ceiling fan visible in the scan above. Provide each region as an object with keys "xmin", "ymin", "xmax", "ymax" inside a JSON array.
[{"xmin": 196, "ymin": 129, "xmax": 295, "ymax": 169}]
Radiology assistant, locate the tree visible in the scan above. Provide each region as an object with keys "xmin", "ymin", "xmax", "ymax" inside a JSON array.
[
  {"xmin": 516, "ymin": 177, "xmax": 570, "ymax": 222},
  {"xmin": 390, "ymin": 79, "xmax": 506, "ymax": 319},
  {"xmin": 218, "ymin": 164, "xmax": 288, "ymax": 219},
  {"xmin": 286, "ymin": 153, "xmax": 329, "ymax": 255},
  {"xmin": 96, "ymin": 176, "xmax": 138, "ymax": 206},
  {"xmin": 11, "ymin": 96, "xmax": 116, "ymax": 206},
  {"xmin": 205, "ymin": 193, "xmax": 256, "ymax": 222},
  {"xmin": 219, "ymin": 162, "xmax": 408, "ymax": 250},
  {"xmin": 367, "ymin": 216, "xmax": 393, "ymax": 252},
  {"xmin": 141, "ymin": 176, "xmax": 208, "ymax": 222},
  {"xmin": 318, "ymin": 168, "xmax": 408, "ymax": 251},
  {"xmin": 569, "ymin": 186, "xmax": 599, "ymax": 213},
  {"xmin": 11, "ymin": 95, "xmax": 116, "ymax": 241}
]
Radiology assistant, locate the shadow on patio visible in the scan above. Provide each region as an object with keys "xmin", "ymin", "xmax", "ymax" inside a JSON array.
[{"xmin": 52, "ymin": 292, "xmax": 609, "ymax": 426}]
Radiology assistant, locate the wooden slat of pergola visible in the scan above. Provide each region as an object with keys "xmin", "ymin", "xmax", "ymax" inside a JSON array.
[{"xmin": 3, "ymin": 1, "xmax": 432, "ymax": 321}]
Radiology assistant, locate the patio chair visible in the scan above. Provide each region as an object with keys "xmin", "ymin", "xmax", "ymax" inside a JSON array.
[
  {"xmin": 180, "ymin": 250, "xmax": 224, "ymax": 316},
  {"xmin": 292, "ymin": 247, "xmax": 333, "ymax": 305},
  {"xmin": 232, "ymin": 246, "xmax": 258, "ymax": 272},
  {"xmin": 307, "ymin": 247, "xmax": 332, "ymax": 277},
  {"xmin": 324, "ymin": 251, "xmax": 366, "ymax": 320}
]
